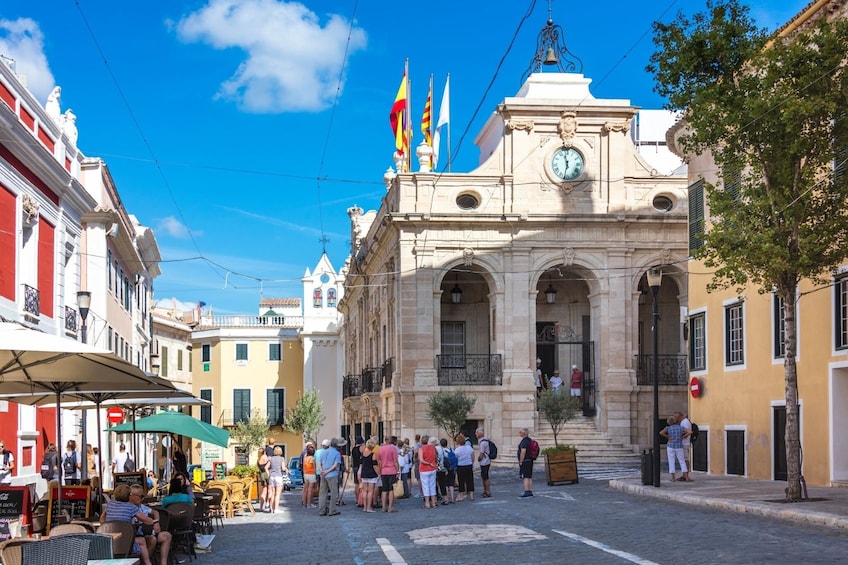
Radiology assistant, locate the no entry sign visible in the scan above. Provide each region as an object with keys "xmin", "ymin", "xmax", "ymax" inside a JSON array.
[
  {"xmin": 106, "ymin": 406, "xmax": 124, "ymax": 424},
  {"xmin": 690, "ymin": 377, "xmax": 701, "ymax": 398}
]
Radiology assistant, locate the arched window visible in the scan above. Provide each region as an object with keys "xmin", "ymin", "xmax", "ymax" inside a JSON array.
[
  {"xmin": 327, "ymin": 288, "xmax": 337, "ymax": 307},
  {"xmin": 313, "ymin": 288, "xmax": 323, "ymax": 308}
]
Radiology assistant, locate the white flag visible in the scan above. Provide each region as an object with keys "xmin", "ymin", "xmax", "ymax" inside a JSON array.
[{"xmin": 432, "ymin": 75, "xmax": 450, "ymax": 169}]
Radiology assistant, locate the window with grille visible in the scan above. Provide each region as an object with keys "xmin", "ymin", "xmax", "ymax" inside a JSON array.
[
  {"xmin": 836, "ymin": 276, "xmax": 848, "ymax": 350},
  {"xmin": 724, "ymin": 302, "xmax": 744, "ymax": 366},
  {"xmin": 773, "ymin": 294, "xmax": 786, "ymax": 358},
  {"xmin": 689, "ymin": 312, "xmax": 706, "ymax": 371},
  {"xmin": 440, "ymin": 321, "xmax": 465, "ymax": 368}
]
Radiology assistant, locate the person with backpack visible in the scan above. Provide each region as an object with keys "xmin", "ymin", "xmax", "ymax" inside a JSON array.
[
  {"xmin": 517, "ymin": 427, "xmax": 535, "ymax": 498},
  {"xmin": 438, "ymin": 438, "xmax": 455, "ymax": 505},
  {"xmin": 454, "ymin": 433, "xmax": 475, "ymax": 502},
  {"xmin": 111, "ymin": 442, "xmax": 133, "ymax": 481},
  {"xmin": 62, "ymin": 439, "xmax": 81, "ymax": 485},
  {"xmin": 676, "ymin": 411, "xmax": 694, "ymax": 482},
  {"xmin": 40, "ymin": 442, "xmax": 59, "ymax": 481},
  {"xmin": 0, "ymin": 439, "xmax": 14, "ymax": 484},
  {"xmin": 475, "ymin": 428, "xmax": 495, "ymax": 498}
]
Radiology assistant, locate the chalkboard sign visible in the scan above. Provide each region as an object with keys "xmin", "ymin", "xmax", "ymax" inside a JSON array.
[
  {"xmin": 212, "ymin": 461, "xmax": 227, "ymax": 480},
  {"xmin": 113, "ymin": 470, "xmax": 146, "ymax": 491},
  {"xmin": 0, "ymin": 486, "xmax": 27, "ymax": 541},
  {"xmin": 47, "ymin": 486, "xmax": 90, "ymax": 533}
]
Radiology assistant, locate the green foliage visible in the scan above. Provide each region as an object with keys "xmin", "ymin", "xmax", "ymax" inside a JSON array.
[
  {"xmin": 229, "ymin": 464, "xmax": 259, "ymax": 478},
  {"xmin": 537, "ymin": 390, "xmax": 579, "ymax": 447},
  {"xmin": 648, "ymin": 0, "xmax": 848, "ymax": 502},
  {"xmin": 229, "ymin": 409, "xmax": 270, "ymax": 465},
  {"xmin": 285, "ymin": 389, "xmax": 326, "ymax": 444},
  {"xmin": 426, "ymin": 390, "xmax": 476, "ymax": 439},
  {"xmin": 541, "ymin": 444, "xmax": 577, "ymax": 456}
]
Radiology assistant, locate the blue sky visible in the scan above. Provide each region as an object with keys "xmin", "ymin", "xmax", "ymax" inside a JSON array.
[{"xmin": 0, "ymin": 0, "xmax": 808, "ymax": 314}]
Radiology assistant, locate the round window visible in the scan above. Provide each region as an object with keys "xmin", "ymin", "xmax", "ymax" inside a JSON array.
[
  {"xmin": 456, "ymin": 193, "xmax": 480, "ymax": 210},
  {"xmin": 652, "ymin": 195, "xmax": 674, "ymax": 212},
  {"xmin": 320, "ymin": 273, "xmax": 330, "ymax": 284}
]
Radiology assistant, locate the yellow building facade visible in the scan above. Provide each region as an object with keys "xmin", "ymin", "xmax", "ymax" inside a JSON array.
[{"xmin": 676, "ymin": 0, "xmax": 848, "ymax": 487}]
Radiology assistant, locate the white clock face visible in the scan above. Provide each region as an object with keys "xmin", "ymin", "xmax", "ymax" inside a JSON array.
[{"xmin": 551, "ymin": 147, "xmax": 584, "ymax": 181}]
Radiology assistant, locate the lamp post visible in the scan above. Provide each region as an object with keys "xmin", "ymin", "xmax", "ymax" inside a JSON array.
[
  {"xmin": 76, "ymin": 290, "xmax": 92, "ymax": 480},
  {"xmin": 77, "ymin": 290, "xmax": 91, "ymax": 343},
  {"xmin": 646, "ymin": 267, "xmax": 663, "ymax": 488}
]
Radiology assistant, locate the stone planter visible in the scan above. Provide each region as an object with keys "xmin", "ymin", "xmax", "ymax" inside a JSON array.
[{"xmin": 544, "ymin": 449, "xmax": 579, "ymax": 485}]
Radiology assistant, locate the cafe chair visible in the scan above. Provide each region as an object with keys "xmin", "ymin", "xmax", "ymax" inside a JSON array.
[
  {"xmin": 49, "ymin": 533, "xmax": 114, "ymax": 560},
  {"xmin": 21, "ymin": 536, "xmax": 90, "ymax": 565},
  {"xmin": 96, "ymin": 520, "xmax": 135, "ymax": 558},
  {"xmin": 47, "ymin": 523, "xmax": 89, "ymax": 536},
  {"xmin": 226, "ymin": 479, "xmax": 254, "ymax": 516},
  {"xmin": 166, "ymin": 502, "xmax": 196, "ymax": 562},
  {"xmin": 204, "ymin": 486, "xmax": 226, "ymax": 528},
  {"xmin": 69, "ymin": 520, "xmax": 97, "ymax": 533},
  {"xmin": 0, "ymin": 538, "xmax": 36, "ymax": 565}
]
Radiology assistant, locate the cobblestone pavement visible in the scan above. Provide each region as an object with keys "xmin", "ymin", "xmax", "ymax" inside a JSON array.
[{"xmin": 190, "ymin": 466, "xmax": 848, "ymax": 564}]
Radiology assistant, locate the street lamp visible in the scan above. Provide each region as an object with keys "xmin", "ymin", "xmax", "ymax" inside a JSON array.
[
  {"xmin": 647, "ymin": 267, "xmax": 663, "ymax": 488},
  {"xmin": 77, "ymin": 290, "xmax": 91, "ymax": 344}
]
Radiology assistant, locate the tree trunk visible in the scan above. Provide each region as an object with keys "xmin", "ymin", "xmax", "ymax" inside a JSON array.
[{"xmin": 782, "ymin": 286, "xmax": 802, "ymax": 502}]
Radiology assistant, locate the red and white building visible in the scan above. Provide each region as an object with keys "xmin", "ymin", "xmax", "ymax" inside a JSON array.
[{"xmin": 0, "ymin": 57, "xmax": 160, "ymax": 489}]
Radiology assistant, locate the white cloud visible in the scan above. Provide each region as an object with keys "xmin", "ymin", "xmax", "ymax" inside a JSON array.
[
  {"xmin": 174, "ymin": 0, "xmax": 367, "ymax": 113},
  {"xmin": 0, "ymin": 18, "xmax": 55, "ymax": 101},
  {"xmin": 157, "ymin": 216, "xmax": 198, "ymax": 238}
]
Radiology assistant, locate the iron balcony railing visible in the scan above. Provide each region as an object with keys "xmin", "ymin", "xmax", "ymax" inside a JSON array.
[
  {"xmin": 361, "ymin": 366, "xmax": 384, "ymax": 393},
  {"xmin": 436, "ymin": 354, "xmax": 503, "ymax": 386},
  {"xmin": 636, "ymin": 354, "xmax": 689, "ymax": 385},
  {"xmin": 64, "ymin": 306, "xmax": 78, "ymax": 333},
  {"xmin": 23, "ymin": 284, "xmax": 39, "ymax": 316},
  {"xmin": 343, "ymin": 374, "xmax": 361, "ymax": 399},
  {"xmin": 383, "ymin": 357, "xmax": 395, "ymax": 388}
]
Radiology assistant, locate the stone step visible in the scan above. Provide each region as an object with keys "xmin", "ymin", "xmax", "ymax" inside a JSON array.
[{"xmin": 532, "ymin": 415, "xmax": 640, "ymax": 466}]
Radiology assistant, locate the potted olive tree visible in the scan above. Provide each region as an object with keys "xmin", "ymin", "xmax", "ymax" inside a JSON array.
[{"xmin": 537, "ymin": 389, "xmax": 580, "ymax": 485}]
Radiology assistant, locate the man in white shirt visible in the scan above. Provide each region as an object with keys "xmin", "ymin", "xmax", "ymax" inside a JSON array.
[
  {"xmin": 111, "ymin": 442, "xmax": 131, "ymax": 477},
  {"xmin": 0, "ymin": 440, "xmax": 14, "ymax": 484},
  {"xmin": 676, "ymin": 411, "xmax": 693, "ymax": 482},
  {"xmin": 549, "ymin": 370, "xmax": 564, "ymax": 392}
]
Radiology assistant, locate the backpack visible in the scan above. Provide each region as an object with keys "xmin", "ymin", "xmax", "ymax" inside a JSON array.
[
  {"xmin": 40, "ymin": 452, "xmax": 54, "ymax": 479},
  {"xmin": 690, "ymin": 423, "xmax": 700, "ymax": 443},
  {"xmin": 528, "ymin": 439, "xmax": 540, "ymax": 461},
  {"xmin": 123, "ymin": 454, "xmax": 136, "ymax": 472},
  {"xmin": 485, "ymin": 439, "xmax": 498, "ymax": 460},
  {"xmin": 446, "ymin": 448, "xmax": 458, "ymax": 471},
  {"xmin": 62, "ymin": 452, "xmax": 76, "ymax": 476}
]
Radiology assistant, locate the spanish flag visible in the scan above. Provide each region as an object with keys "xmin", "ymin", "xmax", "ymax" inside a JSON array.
[{"xmin": 390, "ymin": 71, "xmax": 408, "ymax": 162}]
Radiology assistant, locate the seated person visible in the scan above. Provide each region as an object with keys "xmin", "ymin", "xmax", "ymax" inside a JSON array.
[
  {"xmin": 102, "ymin": 483, "xmax": 172, "ymax": 565},
  {"xmin": 161, "ymin": 477, "xmax": 193, "ymax": 507},
  {"xmin": 173, "ymin": 471, "xmax": 195, "ymax": 497}
]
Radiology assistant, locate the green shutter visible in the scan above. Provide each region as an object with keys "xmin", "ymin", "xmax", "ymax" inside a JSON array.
[{"xmin": 689, "ymin": 179, "xmax": 705, "ymax": 253}]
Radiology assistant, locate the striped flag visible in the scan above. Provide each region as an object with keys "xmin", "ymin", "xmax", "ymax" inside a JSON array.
[
  {"xmin": 390, "ymin": 71, "xmax": 408, "ymax": 163},
  {"xmin": 421, "ymin": 81, "xmax": 432, "ymax": 147}
]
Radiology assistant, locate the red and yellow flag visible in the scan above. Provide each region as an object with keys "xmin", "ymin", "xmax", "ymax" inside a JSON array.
[
  {"xmin": 421, "ymin": 83, "xmax": 432, "ymax": 147},
  {"xmin": 390, "ymin": 71, "xmax": 408, "ymax": 159}
]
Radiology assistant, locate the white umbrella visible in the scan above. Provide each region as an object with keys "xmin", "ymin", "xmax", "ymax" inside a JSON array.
[{"xmin": 0, "ymin": 322, "xmax": 165, "ymax": 501}]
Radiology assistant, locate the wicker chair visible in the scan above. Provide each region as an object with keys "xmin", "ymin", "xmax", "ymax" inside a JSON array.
[
  {"xmin": 69, "ymin": 520, "xmax": 97, "ymax": 533},
  {"xmin": 165, "ymin": 502, "xmax": 196, "ymax": 562},
  {"xmin": 226, "ymin": 479, "xmax": 254, "ymax": 516},
  {"xmin": 204, "ymin": 487, "xmax": 225, "ymax": 530},
  {"xmin": 47, "ymin": 523, "xmax": 89, "ymax": 536},
  {"xmin": 96, "ymin": 520, "xmax": 136, "ymax": 558},
  {"xmin": 21, "ymin": 536, "xmax": 90, "ymax": 565},
  {"xmin": 0, "ymin": 538, "xmax": 36, "ymax": 565},
  {"xmin": 49, "ymin": 533, "xmax": 114, "ymax": 560}
]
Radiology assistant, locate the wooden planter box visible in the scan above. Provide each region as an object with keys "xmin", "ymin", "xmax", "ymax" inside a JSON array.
[{"xmin": 545, "ymin": 449, "xmax": 579, "ymax": 485}]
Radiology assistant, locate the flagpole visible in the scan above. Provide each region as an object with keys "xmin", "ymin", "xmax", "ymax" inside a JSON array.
[
  {"xmin": 405, "ymin": 58, "xmax": 412, "ymax": 173},
  {"xmin": 446, "ymin": 73, "xmax": 452, "ymax": 173}
]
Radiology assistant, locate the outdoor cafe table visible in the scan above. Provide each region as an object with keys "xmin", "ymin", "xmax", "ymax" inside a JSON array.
[{"xmin": 87, "ymin": 559, "xmax": 140, "ymax": 565}]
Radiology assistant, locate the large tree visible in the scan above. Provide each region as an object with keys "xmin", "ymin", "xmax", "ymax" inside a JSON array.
[
  {"xmin": 229, "ymin": 409, "xmax": 270, "ymax": 465},
  {"xmin": 648, "ymin": 0, "xmax": 848, "ymax": 501},
  {"xmin": 285, "ymin": 389, "xmax": 326, "ymax": 445}
]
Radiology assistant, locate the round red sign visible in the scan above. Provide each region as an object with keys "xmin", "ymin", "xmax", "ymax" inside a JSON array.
[
  {"xmin": 690, "ymin": 377, "xmax": 701, "ymax": 399},
  {"xmin": 106, "ymin": 406, "xmax": 124, "ymax": 424}
]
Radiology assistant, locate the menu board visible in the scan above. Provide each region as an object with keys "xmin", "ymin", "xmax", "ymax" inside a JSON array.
[
  {"xmin": 212, "ymin": 461, "xmax": 227, "ymax": 480},
  {"xmin": 113, "ymin": 470, "xmax": 146, "ymax": 491},
  {"xmin": 47, "ymin": 486, "xmax": 90, "ymax": 533},
  {"xmin": 0, "ymin": 486, "xmax": 28, "ymax": 541}
]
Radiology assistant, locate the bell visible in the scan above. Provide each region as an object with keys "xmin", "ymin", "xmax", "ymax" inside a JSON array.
[{"xmin": 543, "ymin": 47, "xmax": 559, "ymax": 66}]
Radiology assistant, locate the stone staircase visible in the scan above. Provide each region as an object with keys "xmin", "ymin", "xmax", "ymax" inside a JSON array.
[{"xmin": 532, "ymin": 416, "xmax": 641, "ymax": 465}]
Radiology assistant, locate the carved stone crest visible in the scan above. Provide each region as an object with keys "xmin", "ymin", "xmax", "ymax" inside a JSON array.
[
  {"xmin": 603, "ymin": 121, "xmax": 630, "ymax": 133},
  {"xmin": 21, "ymin": 194, "xmax": 39, "ymax": 225},
  {"xmin": 563, "ymin": 247, "xmax": 575, "ymax": 266},
  {"xmin": 463, "ymin": 247, "xmax": 475, "ymax": 266},
  {"xmin": 558, "ymin": 112, "xmax": 578, "ymax": 147},
  {"xmin": 506, "ymin": 120, "xmax": 534, "ymax": 132}
]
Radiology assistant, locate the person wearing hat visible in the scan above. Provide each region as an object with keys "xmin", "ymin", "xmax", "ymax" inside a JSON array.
[
  {"xmin": 534, "ymin": 358, "xmax": 544, "ymax": 399},
  {"xmin": 570, "ymin": 365, "xmax": 583, "ymax": 397},
  {"xmin": 549, "ymin": 370, "xmax": 563, "ymax": 393},
  {"xmin": 332, "ymin": 438, "xmax": 348, "ymax": 506},
  {"xmin": 316, "ymin": 439, "xmax": 341, "ymax": 516}
]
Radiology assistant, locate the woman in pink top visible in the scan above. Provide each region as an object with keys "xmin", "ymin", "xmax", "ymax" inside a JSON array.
[{"xmin": 377, "ymin": 436, "xmax": 400, "ymax": 512}]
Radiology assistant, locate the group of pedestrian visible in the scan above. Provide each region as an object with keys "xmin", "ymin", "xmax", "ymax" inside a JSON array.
[{"xmin": 535, "ymin": 358, "xmax": 584, "ymax": 397}]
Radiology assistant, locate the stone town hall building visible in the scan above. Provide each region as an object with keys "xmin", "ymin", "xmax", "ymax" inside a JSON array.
[{"xmin": 339, "ymin": 71, "xmax": 688, "ymax": 456}]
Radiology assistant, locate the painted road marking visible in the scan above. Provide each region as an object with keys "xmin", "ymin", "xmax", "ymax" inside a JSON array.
[
  {"xmin": 376, "ymin": 537, "xmax": 407, "ymax": 564},
  {"xmin": 553, "ymin": 530, "xmax": 659, "ymax": 565},
  {"xmin": 408, "ymin": 524, "xmax": 547, "ymax": 545}
]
